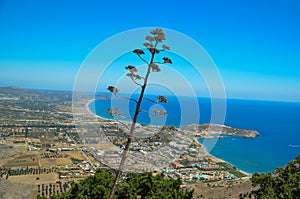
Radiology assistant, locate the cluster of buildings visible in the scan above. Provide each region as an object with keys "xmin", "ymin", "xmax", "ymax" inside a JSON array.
[{"xmin": 171, "ymin": 159, "xmax": 236, "ymax": 181}]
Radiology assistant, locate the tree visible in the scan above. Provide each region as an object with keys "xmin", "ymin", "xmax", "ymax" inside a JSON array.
[
  {"xmin": 50, "ymin": 170, "xmax": 114, "ymax": 199},
  {"xmin": 251, "ymin": 155, "xmax": 300, "ymax": 199},
  {"xmin": 106, "ymin": 28, "xmax": 172, "ymax": 198},
  {"xmin": 117, "ymin": 172, "xmax": 193, "ymax": 199},
  {"xmin": 49, "ymin": 169, "xmax": 193, "ymax": 199}
]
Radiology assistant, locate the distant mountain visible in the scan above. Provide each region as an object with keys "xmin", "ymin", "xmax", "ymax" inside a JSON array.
[
  {"xmin": 0, "ymin": 86, "xmax": 72, "ymax": 111},
  {"xmin": 0, "ymin": 86, "xmax": 37, "ymax": 96}
]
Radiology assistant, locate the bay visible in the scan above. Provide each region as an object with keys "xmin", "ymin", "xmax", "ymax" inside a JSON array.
[{"xmin": 89, "ymin": 94, "xmax": 300, "ymax": 173}]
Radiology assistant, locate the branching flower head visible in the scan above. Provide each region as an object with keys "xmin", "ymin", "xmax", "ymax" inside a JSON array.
[
  {"xmin": 148, "ymin": 47, "xmax": 160, "ymax": 54},
  {"xmin": 107, "ymin": 86, "xmax": 119, "ymax": 94},
  {"xmin": 106, "ymin": 107, "xmax": 122, "ymax": 117},
  {"xmin": 106, "ymin": 108, "xmax": 113, "ymax": 116},
  {"xmin": 152, "ymin": 108, "xmax": 168, "ymax": 115},
  {"xmin": 126, "ymin": 73, "xmax": 134, "ymax": 78},
  {"xmin": 134, "ymin": 74, "xmax": 142, "ymax": 80},
  {"xmin": 157, "ymin": 95, "xmax": 168, "ymax": 103},
  {"xmin": 145, "ymin": 36, "xmax": 155, "ymax": 42},
  {"xmin": 143, "ymin": 42, "xmax": 153, "ymax": 48},
  {"xmin": 125, "ymin": 65, "xmax": 137, "ymax": 73},
  {"xmin": 144, "ymin": 29, "xmax": 170, "ymax": 54},
  {"xmin": 150, "ymin": 28, "xmax": 166, "ymax": 43},
  {"xmin": 163, "ymin": 57, "xmax": 172, "ymax": 64},
  {"xmin": 150, "ymin": 28, "xmax": 163, "ymax": 35},
  {"xmin": 162, "ymin": 44, "xmax": 170, "ymax": 50},
  {"xmin": 149, "ymin": 63, "xmax": 161, "ymax": 72},
  {"xmin": 126, "ymin": 73, "xmax": 143, "ymax": 80},
  {"xmin": 155, "ymin": 34, "xmax": 166, "ymax": 43},
  {"xmin": 133, "ymin": 49, "xmax": 145, "ymax": 55}
]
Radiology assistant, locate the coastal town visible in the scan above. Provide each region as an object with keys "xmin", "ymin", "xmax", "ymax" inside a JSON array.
[{"xmin": 0, "ymin": 87, "xmax": 257, "ymax": 199}]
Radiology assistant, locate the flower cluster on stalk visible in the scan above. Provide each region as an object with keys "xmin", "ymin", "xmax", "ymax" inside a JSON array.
[{"xmin": 105, "ymin": 28, "xmax": 173, "ymax": 124}]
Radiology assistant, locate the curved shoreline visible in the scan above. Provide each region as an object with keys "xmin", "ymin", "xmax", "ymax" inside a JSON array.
[
  {"xmin": 85, "ymin": 99, "xmax": 96, "ymax": 117},
  {"xmin": 85, "ymin": 99, "xmax": 252, "ymax": 177}
]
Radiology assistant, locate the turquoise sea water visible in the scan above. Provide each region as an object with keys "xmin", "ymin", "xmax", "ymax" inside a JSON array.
[{"xmin": 89, "ymin": 95, "xmax": 300, "ymax": 174}]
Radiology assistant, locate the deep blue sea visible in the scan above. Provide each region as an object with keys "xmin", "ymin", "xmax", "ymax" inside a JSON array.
[{"xmin": 89, "ymin": 94, "xmax": 300, "ymax": 174}]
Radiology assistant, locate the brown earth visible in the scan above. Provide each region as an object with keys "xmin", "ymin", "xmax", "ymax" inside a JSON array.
[
  {"xmin": 192, "ymin": 177, "xmax": 256, "ymax": 199},
  {"xmin": 0, "ymin": 144, "xmax": 25, "ymax": 165},
  {"xmin": 0, "ymin": 179, "xmax": 37, "ymax": 199},
  {"xmin": 2, "ymin": 154, "xmax": 39, "ymax": 167},
  {"xmin": 8, "ymin": 173, "xmax": 59, "ymax": 185}
]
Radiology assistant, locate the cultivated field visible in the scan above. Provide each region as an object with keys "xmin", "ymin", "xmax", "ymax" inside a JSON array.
[
  {"xmin": 62, "ymin": 151, "xmax": 85, "ymax": 161},
  {"xmin": 0, "ymin": 144, "xmax": 25, "ymax": 165},
  {"xmin": 8, "ymin": 173, "xmax": 59, "ymax": 185},
  {"xmin": 2, "ymin": 154, "xmax": 39, "ymax": 167},
  {"xmin": 0, "ymin": 180, "xmax": 37, "ymax": 199}
]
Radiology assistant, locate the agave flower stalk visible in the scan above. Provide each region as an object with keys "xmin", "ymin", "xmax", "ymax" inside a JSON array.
[{"xmin": 108, "ymin": 28, "xmax": 172, "ymax": 199}]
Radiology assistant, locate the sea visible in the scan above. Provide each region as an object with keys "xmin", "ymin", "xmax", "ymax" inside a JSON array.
[{"xmin": 89, "ymin": 94, "xmax": 300, "ymax": 174}]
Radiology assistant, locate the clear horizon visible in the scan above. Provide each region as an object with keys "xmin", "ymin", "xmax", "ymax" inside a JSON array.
[
  {"xmin": 2, "ymin": 86, "xmax": 300, "ymax": 104},
  {"xmin": 1, "ymin": 0, "xmax": 300, "ymax": 102}
]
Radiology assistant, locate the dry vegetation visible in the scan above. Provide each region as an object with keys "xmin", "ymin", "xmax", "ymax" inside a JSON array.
[
  {"xmin": 55, "ymin": 158, "xmax": 73, "ymax": 165},
  {"xmin": 192, "ymin": 177, "xmax": 255, "ymax": 199},
  {"xmin": 0, "ymin": 144, "xmax": 25, "ymax": 165},
  {"xmin": 0, "ymin": 179, "xmax": 37, "ymax": 199},
  {"xmin": 62, "ymin": 151, "xmax": 85, "ymax": 161},
  {"xmin": 39, "ymin": 158, "xmax": 57, "ymax": 167},
  {"xmin": 2, "ymin": 154, "xmax": 39, "ymax": 167},
  {"xmin": 8, "ymin": 173, "xmax": 59, "ymax": 185}
]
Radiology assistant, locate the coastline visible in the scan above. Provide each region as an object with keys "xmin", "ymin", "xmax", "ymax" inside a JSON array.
[
  {"xmin": 85, "ymin": 99, "xmax": 96, "ymax": 117},
  {"xmin": 85, "ymin": 99, "xmax": 252, "ymax": 177},
  {"xmin": 201, "ymin": 146, "xmax": 251, "ymax": 177},
  {"xmin": 193, "ymin": 137, "xmax": 251, "ymax": 177}
]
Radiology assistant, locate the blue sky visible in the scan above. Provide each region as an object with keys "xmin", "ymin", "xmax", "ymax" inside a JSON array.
[{"xmin": 0, "ymin": 0, "xmax": 300, "ymax": 102}]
